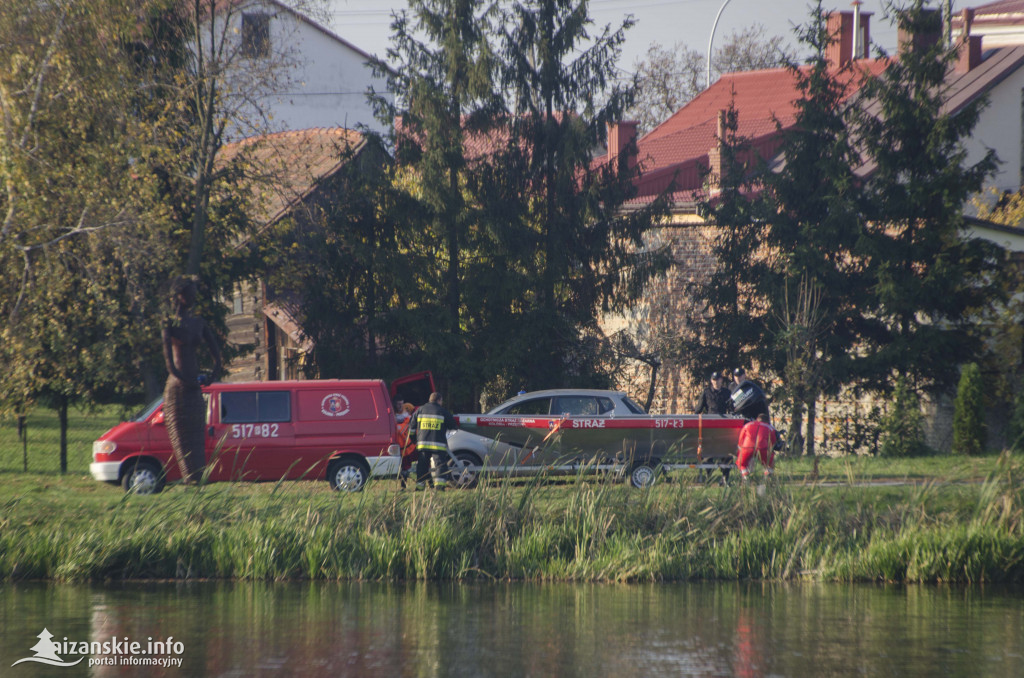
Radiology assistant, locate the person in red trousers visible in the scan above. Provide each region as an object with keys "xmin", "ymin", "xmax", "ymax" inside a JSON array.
[{"xmin": 736, "ymin": 413, "xmax": 778, "ymax": 480}]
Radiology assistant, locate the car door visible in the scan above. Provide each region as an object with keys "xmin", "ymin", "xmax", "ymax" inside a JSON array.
[{"xmin": 208, "ymin": 390, "xmax": 295, "ymax": 480}]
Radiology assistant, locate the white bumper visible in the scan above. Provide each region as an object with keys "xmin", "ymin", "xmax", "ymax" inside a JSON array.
[
  {"xmin": 367, "ymin": 455, "xmax": 400, "ymax": 477},
  {"xmin": 90, "ymin": 461, "xmax": 121, "ymax": 482}
]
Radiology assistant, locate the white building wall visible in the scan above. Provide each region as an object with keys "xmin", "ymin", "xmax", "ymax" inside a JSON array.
[
  {"xmin": 206, "ymin": 0, "xmax": 390, "ymax": 137},
  {"xmin": 966, "ymin": 65, "xmax": 1024, "ymax": 194}
]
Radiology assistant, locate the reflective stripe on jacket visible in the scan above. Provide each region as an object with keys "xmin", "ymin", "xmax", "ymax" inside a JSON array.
[{"xmin": 410, "ymin": 402, "xmax": 457, "ymax": 453}]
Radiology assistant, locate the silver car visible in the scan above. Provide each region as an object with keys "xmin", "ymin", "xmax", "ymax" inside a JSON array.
[{"xmin": 446, "ymin": 389, "xmax": 743, "ymax": 488}]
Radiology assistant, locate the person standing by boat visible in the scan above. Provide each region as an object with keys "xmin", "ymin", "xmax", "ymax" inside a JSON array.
[
  {"xmin": 736, "ymin": 414, "xmax": 778, "ymax": 480},
  {"xmin": 694, "ymin": 371, "xmax": 732, "ymax": 415}
]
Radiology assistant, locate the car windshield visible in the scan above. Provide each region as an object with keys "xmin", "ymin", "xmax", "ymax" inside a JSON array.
[
  {"xmin": 129, "ymin": 396, "xmax": 164, "ymax": 422},
  {"xmin": 622, "ymin": 396, "xmax": 646, "ymax": 414}
]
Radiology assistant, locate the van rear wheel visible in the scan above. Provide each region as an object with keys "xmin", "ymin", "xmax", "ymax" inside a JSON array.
[
  {"xmin": 122, "ymin": 460, "xmax": 165, "ymax": 495},
  {"xmin": 328, "ymin": 458, "xmax": 370, "ymax": 492}
]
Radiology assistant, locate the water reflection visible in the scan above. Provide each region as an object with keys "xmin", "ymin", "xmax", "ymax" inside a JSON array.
[{"xmin": 1, "ymin": 581, "xmax": 1021, "ymax": 677}]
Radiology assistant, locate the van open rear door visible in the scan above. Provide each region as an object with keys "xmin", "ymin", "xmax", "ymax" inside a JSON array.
[{"xmin": 390, "ymin": 371, "xmax": 436, "ymax": 408}]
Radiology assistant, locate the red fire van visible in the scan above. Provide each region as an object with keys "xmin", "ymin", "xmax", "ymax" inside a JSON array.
[{"xmin": 90, "ymin": 379, "xmax": 407, "ymax": 494}]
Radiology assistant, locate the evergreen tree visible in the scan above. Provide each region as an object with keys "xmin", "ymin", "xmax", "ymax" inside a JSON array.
[
  {"xmin": 683, "ymin": 102, "xmax": 770, "ymax": 386},
  {"xmin": 952, "ymin": 362, "xmax": 986, "ymax": 455},
  {"xmin": 369, "ymin": 0, "xmax": 500, "ymax": 406},
  {"xmin": 852, "ymin": 1, "xmax": 1007, "ymax": 390},
  {"xmin": 879, "ymin": 375, "xmax": 928, "ymax": 456},
  {"xmin": 762, "ymin": 1, "xmax": 874, "ymax": 454},
  {"xmin": 497, "ymin": 0, "xmax": 670, "ymax": 389}
]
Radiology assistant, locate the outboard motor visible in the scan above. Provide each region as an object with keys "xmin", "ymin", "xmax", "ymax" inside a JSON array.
[{"xmin": 730, "ymin": 380, "xmax": 769, "ymax": 421}]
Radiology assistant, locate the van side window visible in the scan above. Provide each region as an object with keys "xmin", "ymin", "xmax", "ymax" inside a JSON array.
[{"xmin": 221, "ymin": 391, "xmax": 291, "ymax": 423}]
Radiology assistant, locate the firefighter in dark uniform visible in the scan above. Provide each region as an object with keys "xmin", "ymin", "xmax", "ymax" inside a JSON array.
[
  {"xmin": 409, "ymin": 392, "xmax": 458, "ymax": 489},
  {"xmin": 694, "ymin": 371, "xmax": 732, "ymax": 415}
]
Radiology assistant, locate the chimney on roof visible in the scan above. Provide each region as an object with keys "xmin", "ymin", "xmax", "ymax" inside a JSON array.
[
  {"xmin": 955, "ymin": 9, "xmax": 982, "ymax": 73},
  {"xmin": 898, "ymin": 7, "xmax": 942, "ymax": 57},
  {"xmin": 707, "ymin": 109, "xmax": 728, "ymax": 190},
  {"xmin": 826, "ymin": 7, "xmax": 872, "ymax": 69},
  {"xmin": 607, "ymin": 120, "xmax": 639, "ymax": 169}
]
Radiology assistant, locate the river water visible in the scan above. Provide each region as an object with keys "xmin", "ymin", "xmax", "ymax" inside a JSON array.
[{"xmin": 1, "ymin": 581, "xmax": 1021, "ymax": 677}]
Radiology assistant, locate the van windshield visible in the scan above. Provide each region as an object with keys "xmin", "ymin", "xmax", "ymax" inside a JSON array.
[{"xmin": 130, "ymin": 396, "xmax": 164, "ymax": 422}]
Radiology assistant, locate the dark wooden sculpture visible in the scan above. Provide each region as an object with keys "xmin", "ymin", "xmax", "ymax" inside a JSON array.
[{"xmin": 162, "ymin": 276, "xmax": 222, "ymax": 484}]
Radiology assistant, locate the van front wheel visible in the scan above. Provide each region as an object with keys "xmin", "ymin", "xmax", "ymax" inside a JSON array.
[
  {"xmin": 328, "ymin": 458, "xmax": 370, "ymax": 492},
  {"xmin": 122, "ymin": 460, "xmax": 165, "ymax": 495}
]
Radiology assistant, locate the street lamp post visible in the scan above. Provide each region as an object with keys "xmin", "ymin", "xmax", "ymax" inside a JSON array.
[{"xmin": 706, "ymin": 0, "xmax": 735, "ymax": 89}]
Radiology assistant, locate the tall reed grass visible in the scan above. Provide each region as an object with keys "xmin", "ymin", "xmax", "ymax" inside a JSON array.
[{"xmin": 2, "ymin": 454, "xmax": 1021, "ymax": 584}]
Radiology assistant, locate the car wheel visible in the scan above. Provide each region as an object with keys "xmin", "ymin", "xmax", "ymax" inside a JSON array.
[
  {"xmin": 122, "ymin": 460, "xmax": 165, "ymax": 495},
  {"xmin": 328, "ymin": 459, "xmax": 370, "ymax": 492},
  {"xmin": 628, "ymin": 459, "xmax": 659, "ymax": 489},
  {"xmin": 449, "ymin": 452, "xmax": 480, "ymax": 489}
]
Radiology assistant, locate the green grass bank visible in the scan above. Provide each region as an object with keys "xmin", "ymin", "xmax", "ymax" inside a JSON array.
[{"xmin": 2, "ymin": 459, "xmax": 1022, "ymax": 584}]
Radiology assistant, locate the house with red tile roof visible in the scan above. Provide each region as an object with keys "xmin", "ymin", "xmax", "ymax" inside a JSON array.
[
  {"xmin": 607, "ymin": 5, "xmax": 1024, "ymax": 438},
  {"xmin": 611, "ymin": 6, "xmax": 1024, "ymax": 215}
]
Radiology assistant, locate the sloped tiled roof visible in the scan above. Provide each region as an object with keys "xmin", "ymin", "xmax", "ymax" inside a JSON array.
[
  {"xmin": 965, "ymin": 0, "xmax": 1024, "ymax": 18},
  {"xmin": 853, "ymin": 44, "xmax": 1024, "ymax": 178},
  {"xmin": 218, "ymin": 127, "xmax": 366, "ymax": 225},
  {"xmin": 627, "ymin": 59, "xmax": 890, "ymax": 208}
]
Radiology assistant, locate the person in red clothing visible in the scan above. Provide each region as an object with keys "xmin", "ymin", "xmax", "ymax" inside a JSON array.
[
  {"xmin": 736, "ymin": 413, "xmax": 778, "ymax": 479},
  {"xmin": 395, "ymin": 401, "xmax": 418, "ymax": 489}
]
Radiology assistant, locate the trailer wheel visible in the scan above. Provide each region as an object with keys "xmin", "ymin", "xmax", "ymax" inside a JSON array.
[
  {"xmin": 122, "ymin": 460, "xmax": 165, "ymax": 495},
  {"xmin": 628, "ymin": 459, "xmax": 659, "ymax": 489},
  {"xmin": 328, "ymin": 458, "xmax": 370, "ymax": 492}
]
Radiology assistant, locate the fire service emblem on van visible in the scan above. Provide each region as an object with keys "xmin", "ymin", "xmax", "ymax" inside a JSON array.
[{"xmin": 321, "ymin": 394, "xmax": 350, "ymax": 417}]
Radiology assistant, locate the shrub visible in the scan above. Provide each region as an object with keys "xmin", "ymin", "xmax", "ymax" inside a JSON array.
[
  {"xmin": 879, "ymin": 376, "xmax": 928, "ymax": 457},
  {"xmin": 953, "ymin": 363, "xmax": 987, "ymax": 455}
]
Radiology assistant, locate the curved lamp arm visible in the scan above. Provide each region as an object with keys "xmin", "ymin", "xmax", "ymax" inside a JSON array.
[{"xmin": 706, "ymin": 0, "xmax": 735, "ymax": 89}]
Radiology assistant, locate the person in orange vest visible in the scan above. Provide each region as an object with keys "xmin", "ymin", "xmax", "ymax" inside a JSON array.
[
  {"xmin": 395, "ymin": 400, "xmax": 417, "ymax": 489},
  {"xmin": 736, "ymin": 413, "xmax": 779, "ymax": 480}
]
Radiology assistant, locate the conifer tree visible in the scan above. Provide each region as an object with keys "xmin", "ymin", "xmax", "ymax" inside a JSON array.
[
  {"xmin": 852, "ymin": 1, "xmax": 1006, "ymax": 390},
  {"xmin": 952, "ymin": 362, "xmax": 986, "ymax": 455},
  {"xmin": 684, "ymin": 103, "xmax": 770, "ymax": 385},
  {"xmin": 762, "ymin": 1, "xmax": 873, "ymax": 454},
  {"xmin": 369, "ymin": 0, "xmax": 500, "ymax": 404},
  {"xmin": 496, "ymin": 0, "xmax": 669, "ymax": 388}
]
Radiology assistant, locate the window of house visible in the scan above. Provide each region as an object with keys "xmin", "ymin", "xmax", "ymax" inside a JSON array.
[{"xmin": 241, "ymin": 13, "xmax": 271, "ymax": 58}]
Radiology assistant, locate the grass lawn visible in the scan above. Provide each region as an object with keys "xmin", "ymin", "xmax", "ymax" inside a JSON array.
[{"xmin": 0, "ymin": 406, "xmax": 124, "ymax": 474}]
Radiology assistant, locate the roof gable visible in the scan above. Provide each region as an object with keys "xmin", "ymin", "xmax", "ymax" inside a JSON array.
[{"xmin": 219, "ymin": 127, "xmax": 367, "ymax": 225}]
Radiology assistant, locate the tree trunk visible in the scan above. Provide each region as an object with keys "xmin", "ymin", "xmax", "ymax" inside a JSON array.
[
  {"xmin": 806, "ymin": 396, "xmax": 818, "ymax": 461},
  {"xmin": 790, "ymin": 400, "xmax": 805, "ymax": 456},
  {"xmin": 644, "ymin": 362, "xmax": 659, "ymax": 412}
]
